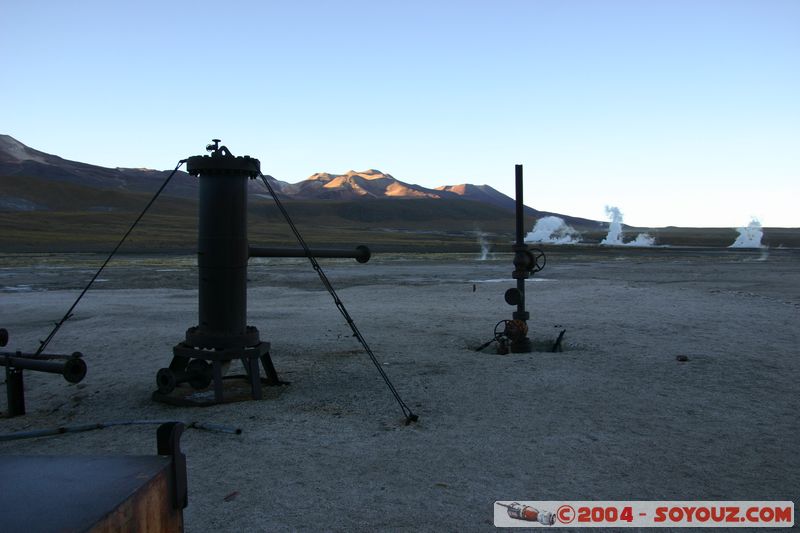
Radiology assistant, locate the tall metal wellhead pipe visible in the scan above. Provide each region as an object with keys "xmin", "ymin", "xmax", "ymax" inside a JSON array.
[
  {"xmin": 155, "ymin": 140, "xmax": 372, "ymax": 406},
  {"xmin": 512, "ymin": 164, "xmax": 529, "ymax": 323},
  {"xmin": 502, "ymin": 164, "xmax": 546, "ymax": 353},
  {"xmin": 185, "ymin": 140, "xmax": 261, "ymax": 349}
]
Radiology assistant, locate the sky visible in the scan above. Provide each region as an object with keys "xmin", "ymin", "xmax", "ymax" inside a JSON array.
[{"xmin": 2, "ymin": 0, "xmax": 798, "ymax": 227}]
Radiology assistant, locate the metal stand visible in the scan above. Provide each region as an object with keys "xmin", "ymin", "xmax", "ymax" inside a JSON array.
[
  {"xmin": 152, "ymin": 141, "xmax": 276, "ymax": 406},
  {"xmin": 153, "ymin": 342, "xmax": 278, "ymax": 406},
  {"xmin": 5, "ymin": 366, "xmax": 25, "ymax": 416},
  {"xmin": 153, "ymin": 140, "xmax": 370, "ymax": 406}
]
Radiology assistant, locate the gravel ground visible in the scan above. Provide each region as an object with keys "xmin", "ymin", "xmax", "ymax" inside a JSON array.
[{"xmin": 1, "ymin": 248, "xmax": 798, "ymax": 531}]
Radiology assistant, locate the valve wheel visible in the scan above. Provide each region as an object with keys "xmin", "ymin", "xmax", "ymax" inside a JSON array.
[
  {"xmin": 494, "ymin": 319, "xmax": 509, "ymax": 341},
  {"xmin": 530, "ymin": 248, "xmax": 546, "ymax": 272}
]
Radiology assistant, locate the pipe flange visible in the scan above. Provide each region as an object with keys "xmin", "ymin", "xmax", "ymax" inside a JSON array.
[
  {"xmin": 184, "ymin": 325, "xmax": 261, "ymax": 350},
  {"xmin": 186, "ymin": 154, "xmax": 260, "ymax": 178}
]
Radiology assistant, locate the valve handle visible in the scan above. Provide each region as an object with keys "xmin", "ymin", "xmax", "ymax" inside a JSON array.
[{"xmin": 530, "ymin": 248, "xmax": 546, "ymax": 272}]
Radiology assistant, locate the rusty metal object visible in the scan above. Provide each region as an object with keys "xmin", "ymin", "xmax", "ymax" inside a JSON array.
[
  {"xmin": 0, "ymin": 423, "xmax": 187, "ymax": 532},
  {"xmin": 486, "ymin": 319, "xmax": 529, "ymax": 356},
  {"xmin": 504, "ymin": 320, "xmax": 529, "ymax": 343},
  {"xmin": 157, "ymin": 422, "xmax": 188, "ymax": 510}
]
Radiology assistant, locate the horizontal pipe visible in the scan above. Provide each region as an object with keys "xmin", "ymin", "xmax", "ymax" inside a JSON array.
[
  {"xmin": 0, "ymin": 350, "xmax": 81, "ymax": 361},
  {"xmin": 189, "ymin": 422, "xmax": 243, "ymax": 435},
  {"xmin": 1, "ymin": 352, "xmax": 86, "ymax": 383},
  {"xmin": 0, "ymin": 419, "xmax": 243, "ymax": 442},
  {"xmin": 249, "ymin": 245, "xmax": 371, "ymax": 263}
]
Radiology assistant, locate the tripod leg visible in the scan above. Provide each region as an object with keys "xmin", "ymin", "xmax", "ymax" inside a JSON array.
[
  {"xmin": 259, "ymin": 352, "xmax": 283, "ymax": 385},
  {"xmin": 212, "ymin": 360, "xmax": 224, "ymax": 403},
  {"xmin": 246, "ymin": 356, "xmax": 262, "ymax": 400}
]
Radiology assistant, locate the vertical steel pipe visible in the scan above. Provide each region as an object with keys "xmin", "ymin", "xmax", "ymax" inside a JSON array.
[
  {"xmin": 515, "ymin": 164, "xmax": 524, "ymax": 246},
  {"xmin": 184, "ymin": 146, "xmax": 261, "ymax": 349},
  {"xmin": 513, "ymin": 164, "xmax": 529, "ymax": 322},
  {"xmin": 197, "ymin": 173, "xmax": 248, "ymax": 337}
]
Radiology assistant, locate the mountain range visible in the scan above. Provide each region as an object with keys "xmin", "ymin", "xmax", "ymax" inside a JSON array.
[
  {"xmin": 0, "ymin": 134, "xmax": 619, "ymax": 252},
  {"xmin": 3, "ymin": 135, "xmax": 797, "ymax": 251},
  {"xmin": 3, "ymin": 135, "xmax": 799, "ymax": 252},
  {"xmin": 0, "ymin": 134, "xmax": 599, "ymax": 225}
]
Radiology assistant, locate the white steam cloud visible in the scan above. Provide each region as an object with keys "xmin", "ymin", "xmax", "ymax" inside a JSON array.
[
  {"xmin": 600, "ymin": 206, "xmax": 655, "ymax": 247},
  {"xmin": 600, "ymin": 206, "xmax": 625, "ymax": 245},
  {"xmin": 477, "ymin": 231, "xmax": 492, "ymax": 260},
  {"xmin": 627, "ymin": 233, "xmax": 656, "ymax": 246},
  {"xmin": 729, "ymin": 218, "xmax": 765, "ymax": 248},
  {"xmin": 525, "ymin": 216, "xmax": 582, "ymax": 244}
]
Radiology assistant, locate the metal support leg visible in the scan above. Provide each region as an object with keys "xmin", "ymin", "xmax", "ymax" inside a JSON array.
[
  {"xmin": 246, "ymin": 357, "xmax": 262, "ymax": 400},
  {"xmin": 260, "ymin": 352, "xmax": 282, "ymax": 385},
  {"xmin": 6, "ymin": 366, "xmax": 25, "ymax": 417},
  {"xmin": 212, "ymin": 360, "xmax": 223, "ymax": 403}
]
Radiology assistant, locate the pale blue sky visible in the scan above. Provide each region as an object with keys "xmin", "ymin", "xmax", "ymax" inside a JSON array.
[{"xmin": 2, "ymin": 1, "xmax": 798, "ymax": 227}]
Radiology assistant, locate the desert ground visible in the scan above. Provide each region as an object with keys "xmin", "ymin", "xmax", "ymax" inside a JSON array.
[{"xmin": 1, "ymin": 247, "xmax": 798, "ymax": 531}]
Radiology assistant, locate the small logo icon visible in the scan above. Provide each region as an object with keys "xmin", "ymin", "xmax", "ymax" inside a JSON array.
[{"xmin": 496, "ymin": 502, "xmax": 556, "ymax": 525}]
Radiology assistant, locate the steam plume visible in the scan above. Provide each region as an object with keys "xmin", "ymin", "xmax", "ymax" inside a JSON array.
[
  {"xmin": 729, "ymin": 218, "xmax": 764, "ymax": 248},
  {"xmin": 525, "ymin": 216, "xmax": 581, "ymax": 244},
  {"xmin": 477, "ymin": 232, "xmax": 492, "ymax": 260},
  {"xmin": 600, "ymin": 206, "xmax": 655, "ymax": 247}
]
